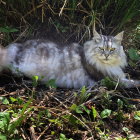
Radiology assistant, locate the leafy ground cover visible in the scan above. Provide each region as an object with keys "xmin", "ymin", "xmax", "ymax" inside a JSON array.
[
  {"xmin": 0, "ymin": 74, "xmax": 140, "ymax": 140},
  {"xmin": 0, "ymin": 0, "xmax": 140, "ymax": 139}
]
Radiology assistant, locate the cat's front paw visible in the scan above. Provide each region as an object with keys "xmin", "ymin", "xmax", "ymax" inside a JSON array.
[{"xmin": 121, "ymin": 78, "xmax": 140, "ymax": 88}]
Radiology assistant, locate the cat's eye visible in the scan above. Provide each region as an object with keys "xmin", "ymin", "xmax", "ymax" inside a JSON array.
[
  {"xmin": 110, "ymin": 48, "xmax": 116, "ymax": 51},
  {"xmin": 99, "ymin": 47, "xmax": 104, "ymax": 50}
]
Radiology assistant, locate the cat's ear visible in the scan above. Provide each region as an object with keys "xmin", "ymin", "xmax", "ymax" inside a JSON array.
[
  {"xmin": 114, "ymin": 31, "xmax": 124, "ymax": 41},
  {"xmin": 93, "ymin": 29, "xmax": 100, "ymax": 39}
]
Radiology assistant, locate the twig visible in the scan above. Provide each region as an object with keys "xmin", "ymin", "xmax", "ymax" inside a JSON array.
[
  {"xmin": 59, "ymin": 0, "xmax": 67, "ymax": 16},
  {"xmin": 67, "ymin": 112, "xmax": 94, "ymax": 139},
  {"xmin": 13, "ymin": 27, "xmax": 29, "ymax": 43},
  {"xmin": 114, "ymin": 78, "xmax": 120, "ymax": 90},
  {"xmin": 36, "ymin": 123, "xmax": 51, "ymax": 140},
  {"xmin": 21, "ymin": 128, "xmax": 30, "ymax": 140},
  {"xmin": 0, "ymin": 104, "xmax": 47, "ymax": 109},
  {"xmin": 30, "ymin": 126, "xmax": 38, "ymax": 140},
  {"xmin": 78, "ymin": 26, "xmax": 91, "ymax": 43},
  {"xmin": 51, "ymin": 95, "xmax": 68, "ymax": 108}
]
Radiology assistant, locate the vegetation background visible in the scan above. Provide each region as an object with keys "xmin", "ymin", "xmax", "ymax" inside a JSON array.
[
  {"xmin": 0, "ymin": 0, "xmax": 140, "ymax": 45},
  {"xmin": 0, "ymin": 0, "xmax": 140, "ymax": 140}
]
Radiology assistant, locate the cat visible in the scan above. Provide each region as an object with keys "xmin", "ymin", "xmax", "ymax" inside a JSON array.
[{"xmin": 0, "ymin": 30, "xmax": 139, "ymax": 88}]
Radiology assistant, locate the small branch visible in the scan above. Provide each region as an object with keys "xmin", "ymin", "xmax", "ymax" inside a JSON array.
[
  {"xmin": 36, "ymin": 123, "xmax": 51, "ymax": 140},
  {"xmin": 59, "ymin": 0, "xmax": 67, "ymax": 16},
  {"xmin": 30, "ymin": 126, "xmax": 38, "ymax": 140}
]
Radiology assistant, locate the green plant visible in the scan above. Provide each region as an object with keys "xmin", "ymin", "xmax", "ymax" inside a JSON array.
[
  {"xmin": 134, "ymin": 111, "xmax": 140, "ymax": 121},
  {"xmin": 128, "ymin": 48, "xmax": 140, "ymax": 61},
  {"xmin": 0, "ymin": 26, "xmax": 18, "ymax": 33},
  {"xmin": 58, "ymin": 133, "xmax": 73, "ymax": 140},
  {"xmin": 0, "ymin": 100, "xmax": 32, "ymax": 139},
  {"xmin": 0, "ymin": 26, "xmax": 18, "ymax": 43},
  {"xmin": 122, "ymin": 127, "xmax": 135, "ymax": 139},
  {"xmin": 49, "ymin": 118, "xmax": 62, "ymax": 127},
  {"xmin": 128, "ymin": 48, "xmax": 140, "ymax": 67},
  {"xmin": 95, "ymin": 127, "xmax": 110, "ymax": 140},
  {"xmin": 31, "ymin": 109, "xmax": 52, "ymax": 127},
  {"xmin": 75, "ymin": 86, "xmax": 91, "ymax": 105},
  {"xmin": 53, "ymin": 21, "xmax": 69, "ymax": 33},
  {"xmin": 100, "ymin": 109, "xmax": 112, "ymax": 119},
  {"xmin": 115, "ymin": 137, "xmax": 127, "ymax": 140},
  {"xmin": 46, "ymin": 79, "xmax": 57, "ymax": 89},
  {"xmin": 0, "ymin": 97, "xmax": 9, "ymax": 105},
  {"xmin": 32, "ymin": 75, "xmax": 39, "ymax": 87},
  {"xmin": 9, "ymin": 97, "xmax": 23, "ymax": 105},
  {"xmin": 70, "ymin": 104, "xmax": 91, "ymax": 115},
  {"xmin": 114, "ymin": 99, "xmax": 124, "ymax": 121},
  {"xmin": 101, "ymin": 77, "xmax": 117, "ymax": 89}
]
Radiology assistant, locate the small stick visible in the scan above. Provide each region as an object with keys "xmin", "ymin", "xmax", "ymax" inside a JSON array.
[{"xmin": 59, "ymin": 0, "xmax": 67, "ymax": 16}]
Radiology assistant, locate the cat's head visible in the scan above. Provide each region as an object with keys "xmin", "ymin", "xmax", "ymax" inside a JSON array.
[{"xmin": 84, "ymin": 30, "xmax": 127, "ymax": 68}]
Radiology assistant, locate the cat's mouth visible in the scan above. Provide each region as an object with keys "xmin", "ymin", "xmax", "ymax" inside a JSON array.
[
  {"xmin": 104, "ymin": 57, "xmax": 109, "ymax": 61},
  {"xmin": 97, "ymin": 54, "xmax": 110, "ymax": 61}
]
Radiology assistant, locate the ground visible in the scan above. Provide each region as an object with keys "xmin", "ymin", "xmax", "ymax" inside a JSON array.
[{"xmin": 0, "ymin": 65, "xmax": 140, "ymax": 139}]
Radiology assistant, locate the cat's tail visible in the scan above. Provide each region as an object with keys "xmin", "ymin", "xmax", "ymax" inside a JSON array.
[{"xmin": 0, "ymin": 44, "xmax": 9, "ymax": 72}]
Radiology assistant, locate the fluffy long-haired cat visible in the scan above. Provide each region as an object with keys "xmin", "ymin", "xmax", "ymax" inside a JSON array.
[{"xmin": 0, "ymin": 30, "xmax": 139, "ymax": 88}]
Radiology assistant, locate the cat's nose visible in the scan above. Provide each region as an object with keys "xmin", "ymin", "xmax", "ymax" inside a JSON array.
[{"xmin": 104, "ymin": 53, "xmax": 109, "ymax": 60}]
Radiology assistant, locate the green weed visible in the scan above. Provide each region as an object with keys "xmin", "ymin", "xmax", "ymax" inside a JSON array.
[
  {"xmin": 74, "ymin": 86, "xmax": 91, "ymax": 105},
  {"xmin": 0, "ymin": 99, "xmax": 32, "ymax": 139},
  {"xmin": 58, "ymin": 133, "xmax": 73, "ymax": 140}
]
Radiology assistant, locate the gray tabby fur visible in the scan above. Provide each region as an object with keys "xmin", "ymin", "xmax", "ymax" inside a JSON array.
[{"xmin": 0, "ymin": 31, "xmax": 139, "ymax": 88}]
